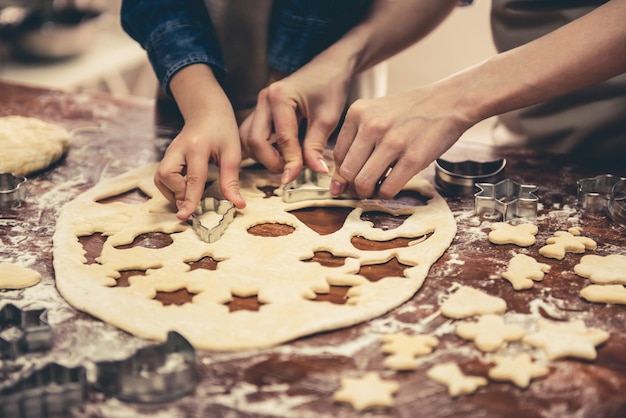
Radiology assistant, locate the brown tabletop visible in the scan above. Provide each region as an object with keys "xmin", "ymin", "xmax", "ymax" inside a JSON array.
[{"xmin": 1, "ymin": 81, "xmax": 625, "ymax": 418}]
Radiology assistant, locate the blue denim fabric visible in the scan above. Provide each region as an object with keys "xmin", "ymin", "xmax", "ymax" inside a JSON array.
[{"xmin": 121, "ymin": 0, "xmax": 370, "ymax": 94}]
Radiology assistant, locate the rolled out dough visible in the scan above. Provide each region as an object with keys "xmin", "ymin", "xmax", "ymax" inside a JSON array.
[
  {"xmin": 53, "ymin": 164, "xmax": 456, "ymax": 350},
  {"xmin": 0, "ymin": 116, "xmax": 70, "ymax": 176}
]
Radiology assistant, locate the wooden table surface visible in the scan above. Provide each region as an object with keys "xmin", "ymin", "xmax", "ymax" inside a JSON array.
[{"xmin": 1, "ymin": 81, "xmax": 626, "ymax": 418}]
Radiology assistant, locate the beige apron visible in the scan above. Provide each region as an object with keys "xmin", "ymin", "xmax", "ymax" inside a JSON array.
[{"xmin": 490, "ymin": 0, "xmax": 626, "ymax": 158}]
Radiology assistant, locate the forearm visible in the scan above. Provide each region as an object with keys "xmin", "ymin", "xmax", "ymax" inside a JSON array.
[
  {"xmin": 312, "ymin": 0, "xmax": 459, "ymax": 78},
  {"xmin": 451, "ymin": 0, "xmax": 626, "ymax": 123}
]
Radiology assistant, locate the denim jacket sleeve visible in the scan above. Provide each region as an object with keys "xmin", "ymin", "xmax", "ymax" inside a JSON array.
[{"xmin": 120, "ymin": 0, "xmax": 226, "ymax": 94}]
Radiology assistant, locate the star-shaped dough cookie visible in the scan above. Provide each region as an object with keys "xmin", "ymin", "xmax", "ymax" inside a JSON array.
[
  {"xmin": 440, "ymin": 286, "xmax": 507, "ymax": 319},
  {"xmin": 333, "ymin": 372, "xmax": 399, "ymax": 411},
  {"xmin": 502, "ymin": 253, "xmax": 551, "ymax": 290},
  {"xmin": 488, "ymin": 222, "xmax": 538, "ymax": 247},
  {"xmin": 426, "ymin": 362, "xmax": 488, "ymax": 397},
  {"xmin": 381, "ymin": 333, "xmax": 439, "ymax": 370},
  {"xmin": 538, "ymin": 231, "xmax": 597, "ymax": 260},
  {"xmin": 522, "ymin": 319, "xmax": 609, "ymax": 360},
  {"xmin": 488, "ymin": 353, "xmax": 549, "ymax": 388},
  {"xmin": 574, "ymin": 254, "xmax": 626, "ymax": 284},
  {"xmin": 456, "ymin": 314, "xmax": 525, "ymax": 352}
]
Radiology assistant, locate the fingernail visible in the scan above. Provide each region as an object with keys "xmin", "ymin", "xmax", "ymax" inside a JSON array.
[
  {"xmin": 176, "ymin": 200, "xmax": 184, "ymax": 209},
  {"xmin": 281, "ymin": 169, "xmax": 291, "ymax": 185},
  {"xmin": 330, "ymin": 180, "xmax": 346, "ymax": 196},
  {"xmin": 318, "ymin": 158, "xmax": 329, "ymax": 174}
]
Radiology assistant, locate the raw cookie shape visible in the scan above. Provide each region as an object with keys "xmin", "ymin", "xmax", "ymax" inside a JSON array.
[
  {"xmin": 333, "ymin": 372, "xmax": 399, "ymax": 411},
  {"xmin": 502, "ymin": 253, "xmax": 551, "ymax": 290},
  {"xmin": 0, "ymin": 262, "xmax": 41, "ymax": 290},
  {"xmin": 426, "ymin": 362, "xmax": 488, "ymax": 397},
  {"xmin": 381, "ymin": 332, "xmax": 439, "ymax": 371},
  {"xmin": 488, "ymin": 222, "xmax": 538, "ymax": 247},
  {"xmin": 538, "ymin": 231, "xmax": 597, "ymax": 260},
  {"xmin": 455, "ymin": 314, "xmax": 525, "ymax": 352},
  {"xmin": 0, "ymin": 115, "xmax": 70, "ymax": 176},
  {"xmin": 580, "ymin": 284, "xmax": 626, "ymax": 305},
  {"xmin": 488, "ymin": 353, "xmax": 549, "ymax": 388},
  {"xmin": 52, "ymin": 163, "xmax": 457, "ymax": 350},
  {"xmin": 574, "ymin": 254, "xmax": 626, "ymax": 284},
  {"xmin": 522, "ymin": 319, "xmax": 610, "ymax": 360},
  {"xmin": 440, "ymin": 286, "xmax": 507, "ymax": 319}
]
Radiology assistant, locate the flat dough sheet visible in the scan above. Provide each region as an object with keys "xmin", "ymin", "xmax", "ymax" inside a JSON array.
[{"xmin": 53, "ymin": 164, "xmax": 456, "ymax": 351}]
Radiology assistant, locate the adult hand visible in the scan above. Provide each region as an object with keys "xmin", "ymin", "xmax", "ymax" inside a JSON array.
[
  {"xmin": 239, "ymin": 63, "xmax": 352, "ymax": 184},
  {"xmin": 155, "ymin": 112, "xmax": 245, "ymax": 221},
  {"xmin": 331, "ymin": 85, "xmax": 474, "ymax": 199}
]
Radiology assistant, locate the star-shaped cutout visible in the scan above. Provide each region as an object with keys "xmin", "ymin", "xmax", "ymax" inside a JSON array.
[
  {"xmin": 488, "ymin": 353, "xmax": 549, "ymax": 388},
  {"xmin": 381, "ymin": 333, "xmax": 439, "ymax": 370},
  {"xmin": 456, "ymin": 314, "xmax": 525, "ymax": 352},
  {"xmin": 426, "ymin": 362, "xmax": 488, "ymax": 397},
  {"xmin": 539, "ymin": 230, "xmax": 597, "ymax": 260},
  {"xmin": 333, "ymin": 372, "xmax": 399, "ymax": 411},
  {"xmin": 523, "ymin": 319, "xmax": 609, "ymax": 360}
]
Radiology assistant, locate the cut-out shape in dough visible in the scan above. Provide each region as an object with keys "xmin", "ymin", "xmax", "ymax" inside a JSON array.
[
  {"xmin": 580, "ymin": 284, "xmax": 626, "ymax": 305},
  {"xmin": 522, "ymin": 319, "xmax": 609, "ymax": 360},
  {"xmin": 358, "ymin": 257, "xmax": 410, "ymax": 282},
  {"xmin": 225, "ymin": 294, "xmax": 265, "ymax": 312},
  {"xmin": 538, "ymin": 231, "xmax": 597, "ymax": 260},
  {"xmin": 502, "ymin": 254, "xmax": 551, "ymax": 290},
  {"xmin": 440, "ymin": 286, "xmax": 507, "ymax": 319},
  {"xmin": 0, "ymin": 262, "xmax": 41, "ymax": 290},
  {"xmin": 53, "ymin": 164, "xmax": 456, "ymax": 350},
  {"xmin": 381, "ymin": 333, "xmax": 438, "ymax": 370},
  {"xmin": 155, "ymin": 288, "xmax": 196, "ymax": 306},
  {"xmin": 333, "ymin": 372, "xmax": 399, "ymax": 411},
  {"xmin": 488, "ymin": 222, "xmax": 538, "ymax": 247},
  {"xmin": 574, "ymin": 254, "xmax": 626, "ymax": 284},
  {"xmin": 426, "ymin": 362, "xmax": 488, "ymax": 397},
  {"xmin": 455, "ymin": 314, "xmax": 525, "ymax": 352},
  {"xmin": 488, "ymin": 353, "xmax": 549, "ymax": 388}
]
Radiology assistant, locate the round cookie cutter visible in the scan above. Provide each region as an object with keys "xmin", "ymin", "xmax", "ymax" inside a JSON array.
[
  {"xmin": 0, "ymin": 172, "xmax": 27, "ymax": 210},
  {"xmin": 435, "ymin": 158, "xmax": 506, "ymax": 196},
  {"xmin": 608, "ymin": 179, "xmax": 626, "ymax": 228}
]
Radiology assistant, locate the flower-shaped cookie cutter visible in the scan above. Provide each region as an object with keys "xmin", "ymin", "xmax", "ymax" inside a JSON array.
[
  {"xmin": 0, "ymin": 362, "xmax": 87, "ymax": 418},
  {"xmin": 0, "ymin": 172, "xmax": 27, "ymax": 210},
  {"xmin": 474, "ymin": 179, "xmax": 539, "ymax": 221},
  {"xmin": 577, "ymin": 174, "xmax": 626, "ymax": 214},
  {"xmin": 608, "ymin": 179, "xmax": 626, "ymax": 228},
  {"xmin": 93, "ymin": 331, "xmax": 198, "ymax": 403},
  {"xmin": 0, "ymin": 304, "xmax": 53, "ymax": 360},
  {"xmin": 190, "ymin": 197, "xmax": 236, "ymax": 243},
  {"xmin": 282, "ymin": 168, "xmax": 355, "ymax": 203},
  {"xmin": 435, "ymin": 158, "xmax": 506, "ymax": 196}
]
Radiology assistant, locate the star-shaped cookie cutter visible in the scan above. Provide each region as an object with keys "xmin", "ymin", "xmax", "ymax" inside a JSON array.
[
  {"xmin": 577, "ymin": 174, "xmax": 626, "ymax": 214},
  {"xmin": 282, "ymin": 168, "xmax": 355, "ymax": 203},
  {"xmin": 0, "ymin": 172, "xmax": 27, "ymax": 210},
  {"xmin": 474, "ymin": 179, "xmax": 539, "ymax": 221},
  {"xmin": 189, "ymin": 197, "xmax": 236, "ymax": 243},
  {"xmin": 0, "ymin": 304, "xmax": 53, "ymax": 360},
  {"xmin": 93, "ymin": 331, "xmax": 198, "ymax": 403}
]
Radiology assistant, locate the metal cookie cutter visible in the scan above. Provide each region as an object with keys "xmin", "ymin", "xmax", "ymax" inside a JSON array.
[
  {"xmin": 608, "ymin": 179, "xmax": 626, "ymax": 228},
  {"xmin": 435, "ymin": 158, "xmax": 506, "ymax": 196},
  {"xmin": 93, "ymin": 331, "xmax": 198, "ymax": 403},
  {"xmin": 474, "ymin": 179, "xmax": 539, "ymax": 221},
  {"xmin": 0, "ymin": 363, "xmax": 87, "ymax": 418},
  {"xmin": 190, "ymin": 197, "xmax": 236, "ymax": 243},
  {"xmin": 577, "ymin": 174, "xmax": 626, "ymax": 214},
  {"xmin": 0, "ymin": 172, "xmax": 27, "ymax": 209},
  {"xmin": 282, "ymin": 168, "xmax": 355, "ymax": 203},
  {"xmin": 0, "ymin": 304, "xmax": 53, "ymax": 360}
]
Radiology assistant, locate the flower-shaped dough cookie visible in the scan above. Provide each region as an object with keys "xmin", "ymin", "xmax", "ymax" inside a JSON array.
[
  {"xmin": 523, "ymin": 319, "xmax": 609, "ymax": 360},
  {"xmin": 538, "ymin": 231, "xmax": 597, "ymax": 260},
  {"xmin": 381, "ymin": 333, "xmax": 439, "ymax": 370},
  {"xmin": 333, "ymin": 372, "xmax": 399, "ymax": 411},
  {"xmin": 426, "ymin": 362, "xmax": 488, "ymax": 397},
  {"xmin": 488, "ymin": 353, "xmax": 549, "ymax": 388},
  {"xmin": 440, "ymin": 286, "xmax": 507, "ymax": 319},
  {"xmin": 456, "ymin": 314, "xmax": 525, "ymax": 352},
  {"xmin": 488, "ymin": 222, "xmax": 538, "ymax": 247},
  {"xmin": 502, "ymin": 253, "xmax": 551, "ymax": 290},
  {"xmin": 574, "ymin": 254, "xmax": 626, "ymax": 284}
]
